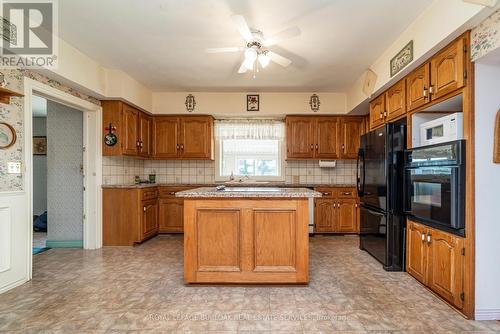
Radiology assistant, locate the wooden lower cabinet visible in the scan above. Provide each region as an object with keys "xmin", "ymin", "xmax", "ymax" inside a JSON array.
[
  {"xmin": 314, "ymin": 187, "xmax": 359, "ymax": 233},
  {"xmin": 184, "ymin": 198, "xmax": 309, "ymax": 284},
  {"xmin": 406, "ymin": 220, "xmax": 465, "ymax": 310},
  {"xmin": 158, "ymin": 198, "xmax": 184, "ymax": 233},
  {"xmin": 103, "ymin": 188, "xmax": 159, "ymax": 246}
]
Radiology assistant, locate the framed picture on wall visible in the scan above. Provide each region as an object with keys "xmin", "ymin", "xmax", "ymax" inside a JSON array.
[
  {"xmin": 33, "ymin": 136, "xmax": 47, "ymax": 155},
  {"xmin": 247, "ymin": 94, "xmax": 259, "ymax": 111}
]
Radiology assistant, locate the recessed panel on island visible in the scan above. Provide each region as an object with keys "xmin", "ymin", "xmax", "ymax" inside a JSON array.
[{"xmin": 176, "ymin": 187, "xmax": 321, "ymax": 284}]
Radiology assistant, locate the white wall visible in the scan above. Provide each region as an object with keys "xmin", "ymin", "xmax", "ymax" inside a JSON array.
[
  {"xmin": 32, "ymin": 117, "xmax": 47, "ymax": 216},
  {"xmin": 152, "ymin": 92, "xmax": 346, "ymax": 116},
  {"xmin": 474, "ymin": 62, "xmax": 500, "ymax": 320}
]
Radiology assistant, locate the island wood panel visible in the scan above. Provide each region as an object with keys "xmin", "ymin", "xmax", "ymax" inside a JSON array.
[{"xmin": 184, "ymin": 198, "xmax": 309, "ymax": 284}]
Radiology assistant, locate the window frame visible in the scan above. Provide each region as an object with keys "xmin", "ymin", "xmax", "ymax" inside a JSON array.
[{"xmin": 214, "ymin": 137, "xmax": 286, "ymax": 182}]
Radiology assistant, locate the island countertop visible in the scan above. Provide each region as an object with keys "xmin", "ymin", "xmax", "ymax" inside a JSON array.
[{"xmin": 176, "ymin": 186, "xmax": 322, "ymax": 198}]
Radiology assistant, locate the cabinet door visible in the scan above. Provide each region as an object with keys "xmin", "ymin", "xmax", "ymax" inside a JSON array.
[
  {"xmin": 406, "ymin": 63, "xmax": 430, "ymax": 112},
  {"xmin": 180, "ymin": 117, "xmax": 213, "ymax": 159},
  {"xmin": 138, "ymin": 113, "xmax": 152, "ymax": 157},
  {"xmin": 340, "ymin": 118, "xmax": 363, "ymax": 159},
  {"xmin": 406, "ymin": 221, "xmax": 428, "ymax": 284},
  {"xmin": 426, "ymin": 228, "xmax": 465, "ymax": 310},
  {"xmin": 386, "ymin": 79, "xmax": 406, "ymax": 121},
  {"xmin": 369, "ymin": 94, "xmax": 386, "ymax": 130},
  {"xmin": 315, "ymin": 117, "xmax": 340, "ymax": 159},
  {"xmin": 122, "ymin": 104, "xmax": 139, "ymax": 155},
  {"xmin": 153, "ymin": 117, "xmax": 179, "ymax": 159},
  {"xmin": 336, "ymin": 199, "xmax": 357, "ymax": 233},
  {"xmin": 314, "ymin": 199, "xmax": 336, "ymax": 232},
  {"xmin": 286, "ymin": 117, "xmax": 315, "ymax": 159},
  {"xmin": 430, "ymin": 37, "xmax": 465, "ymax": 100},
  {"xmin": 158, "ymin": 198, "xmax": 184, "ymax": 233},
  {"xmin": 140, "ymin": 199, "xmax": 158, "ymax": 241}
]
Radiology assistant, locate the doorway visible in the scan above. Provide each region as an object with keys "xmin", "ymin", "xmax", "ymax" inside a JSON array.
[{"xmin": 31, "ymin": 95, "xmax": 85, "ymax": 254}]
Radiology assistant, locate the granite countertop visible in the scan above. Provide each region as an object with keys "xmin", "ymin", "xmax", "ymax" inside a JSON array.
[
  {"xmin": 175, "ymin": 187, "xmax": 322, "ymax": 198},
  {"xmin": 102, "ymin": 182, "xmax": 356, "ymax": 189}
]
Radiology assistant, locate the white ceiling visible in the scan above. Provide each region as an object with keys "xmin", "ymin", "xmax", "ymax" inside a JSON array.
[{"xmin": 59, "ymin": 0, "xmax": 433, "ymax": 92}]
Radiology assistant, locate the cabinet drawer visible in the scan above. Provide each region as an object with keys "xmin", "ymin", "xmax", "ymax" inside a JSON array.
[
  {"xmin": 141, "ymin": 188, "xmax": 158, "ymax": 200},
  {"xmin": 314, "ymin": 188, "xmax": 335, "ymax": 198},
  {"xmin": 334, "ymin": 188, "xmax": 357, "ymax": 198}
]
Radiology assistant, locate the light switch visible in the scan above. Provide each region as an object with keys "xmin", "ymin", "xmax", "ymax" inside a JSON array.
[{"xmin": 7, "ymin": 162, "xmax": 22, "ymax": 174}]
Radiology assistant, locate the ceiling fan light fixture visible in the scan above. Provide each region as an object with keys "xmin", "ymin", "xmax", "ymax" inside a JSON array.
[
  {"xmin": 243, "ymin": 48, "xmax": 257, "ymax": 70},
  {"xmin": 258, "ymin": 53, "xmax": 270, "ymax": 68}
]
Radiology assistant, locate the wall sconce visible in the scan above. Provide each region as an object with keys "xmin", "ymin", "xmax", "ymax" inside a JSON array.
[
  {"xmin": 309, "ymin": 94, "xmax": 320, "ymax": 112},
  {"xmin": 185, "ymin": 94, "xmax": 196, "ymax": 112}
]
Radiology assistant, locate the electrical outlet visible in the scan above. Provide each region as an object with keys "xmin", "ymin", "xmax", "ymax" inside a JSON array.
[{"xmin": 7, "ymin": 162, "xmax": 22, "ymax": 174}]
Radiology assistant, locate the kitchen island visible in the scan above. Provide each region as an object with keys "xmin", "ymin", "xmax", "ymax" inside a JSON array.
[{"xmin": 176, "ymin": 187, "xmax": 321, "ymax": 284}]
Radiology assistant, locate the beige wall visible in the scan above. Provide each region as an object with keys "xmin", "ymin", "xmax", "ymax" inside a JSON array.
[
  {"xmin": 346, "ymin": 0, "xmax": 496, "ymax": 112},
  {"xmin": 152, "ymin": 92, "xmax": 346, "ymax": 116}
]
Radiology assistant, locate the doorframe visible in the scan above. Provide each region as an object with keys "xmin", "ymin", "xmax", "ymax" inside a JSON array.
[{"xmin": 24, "ymin": 77, "xmax": 102, "ymax": 277}]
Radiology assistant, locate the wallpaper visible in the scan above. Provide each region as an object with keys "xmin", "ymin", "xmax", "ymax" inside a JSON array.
[
  {"xmin": 471, "ymin": 9, "xmax": 500, "ymax": 62},
  {"xmin": 0, "ymin": 69, "xmax": 100, "ymax": 192},
  {"xmin": 46, "ymin": 101, "xmax": 84, "ymax": 242}
]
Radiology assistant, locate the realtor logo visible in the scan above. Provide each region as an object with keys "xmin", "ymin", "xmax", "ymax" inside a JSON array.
[{"xmin": 0, "ymin": 0, "xmax": 58, "ymax": 68}]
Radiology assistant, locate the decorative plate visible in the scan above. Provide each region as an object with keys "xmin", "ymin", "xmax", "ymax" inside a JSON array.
[{"xmin": 0, "ymin": 122, "xmax": 16, "ymax": 149}]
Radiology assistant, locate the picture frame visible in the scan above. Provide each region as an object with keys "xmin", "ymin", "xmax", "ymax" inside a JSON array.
[
  {"xmin": 247, "ymin": 94, "xmax": 259, "ymax": 111},
  {"xmin": 0, "ymin": 122, "xmax": 16, "ymax": 149},
  {"xmin": 33, "ymin": 136, "xmax": 47, "ymax": 155},
  {"xmin": 390, "ymin": 40, "xmax": 413, "ymax": 77},
  {"xmin": 494, "ymin": 110, "xmax": 500, "ymax": 163}
]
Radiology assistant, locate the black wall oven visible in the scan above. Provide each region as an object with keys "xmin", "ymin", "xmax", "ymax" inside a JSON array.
[{"xmin": 405, "ymin": 140, "xmax": 465, "ymax": 236}]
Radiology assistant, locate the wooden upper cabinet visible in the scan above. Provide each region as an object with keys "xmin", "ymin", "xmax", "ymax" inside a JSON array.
[
  {"xmin": 369, "ymin": 94, "xmax": 386, "ymax": 130},
  {"xmin": 153, "ymin": 117, "xmax": 180, "ymax": 159},
  {"xmin": 406, "ymin": 220, "xmax": 428, "ymax": 284},
  {"xmin": 406, "ymin": 63, "xmax": 431, "ymax": 112},
  {"xmin": 122, "ymin": 104, "xmax": 140, "ymax": 155},
  {"xmin": 426, "ymin": 228, "xmax": 465, "ymax": 310},
  {"xmin": 286, "ymin": 117, "xmax": 315, "ymax": 159},
  {"xmin": 316, "ymin": 117, "xmax": 340, "ymax": 159},
  {"xmin": 138, "ymin": 113, "xmax": 152, "ymax": 157},
  {"xmin": 385, "ymin": 79, "xmax": 406, "ymax": 121},
  {"xmin": 430, "ymin": 37, "xmax": 466, "ymax": 100},
  {"xmin": 314, "ymin": 199, "xmax": 336, "ymax": 233},
  {"xmin": 179, "ymin": 116, "xmax": 213, "ymax": 159},
  {"xmin": 341, "ymin": 118, "xmax": 363, "ymax": 159}
]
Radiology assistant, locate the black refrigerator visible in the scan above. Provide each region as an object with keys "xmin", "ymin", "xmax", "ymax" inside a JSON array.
[{"xmin": 357, "ymin": 122, "xmax": 406, "ymax": 271}]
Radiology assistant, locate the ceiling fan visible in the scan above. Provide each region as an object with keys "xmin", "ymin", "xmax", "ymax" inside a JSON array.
[{"xmin": 206, "ymin": 15, "xmax": 300, "ymax": 76}]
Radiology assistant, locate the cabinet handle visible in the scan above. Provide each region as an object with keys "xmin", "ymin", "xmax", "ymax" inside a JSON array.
[
  {"xmin": 427, "ymin": 232, "xmax": 432, "ymax": 244},
  {"xmin": 342, "ymin": 192, "xmax": 352, "ymax": 195},
  {"xmin": 342, "ymin": 143, "xmax": 345, "ymax": 152},
  {"xmin": 423, "ymin": 87, "xmax": 428, "ymax": 98},
  {"xmin": 143, "ymin": 206, "xmax": 147, "ymax": 212},
  {"xmin": 421, "ymin": 233, "xmax": 425, "ymax": 241},
  {"xmin": 429, "ymin": 86, "xmax": 434, "ymax": 95},
  {"xmin": 310, "ymin": 144, "xmax": 314, "ymax": 151},
  {"xmin": 355, "ymin": 203, "xmax": 358, "ymax": 208},
  {"xmin": 383, "ymin": 111, "xmax": 387, "ymax": 117},
  {"xmin": 136, "ymin": 140, "xmax": 141, "ymax": 147},
  {"xmin": 322, "ymin": 192, "xmax": 331, "ymax": 196},
  {"xmin": 379, "ymin": 112, "xmax": 383, "ymax": 119},
  {"xmin": 169, "ymin": 192, "xmax": 175, "ymax": 195},
  {"xmin": 180, "ymin": 144, "xmax": 184, "ymax": 150},
  {"xmin": 176, "ymin": 144, "xmax": 180, "ymax": 150},
  {"xmin": 315, "ymin": 144, "xmax": 318, "ymax": 151}
]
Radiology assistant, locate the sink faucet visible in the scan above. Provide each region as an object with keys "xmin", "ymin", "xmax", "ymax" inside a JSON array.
[{"xmin": 239, "ymin": 175, "xmax": 250, "ymax": 183}]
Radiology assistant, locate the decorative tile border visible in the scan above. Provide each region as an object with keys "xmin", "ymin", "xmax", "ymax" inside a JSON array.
[{"xmin": 471, "ymin": 9, "xmax": 500, "ymax": 62}]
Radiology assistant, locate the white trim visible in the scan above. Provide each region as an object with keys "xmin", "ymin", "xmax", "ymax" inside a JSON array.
[
  {"xmin": 23, "ymin": 77, "xmax": 102, "ymax": 280},
  {"xmin": 475, "ymin": 309, "xmax": 500, "ymax": 320}
]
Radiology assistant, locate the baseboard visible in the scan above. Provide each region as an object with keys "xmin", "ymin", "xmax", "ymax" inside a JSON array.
[
  {"xmin": 46, "ymin": 240, "xmax": 83, "ymax": 248},
  {"xmin": 475, "ymin": 309, "xmax": 500, "ymax": 320}
]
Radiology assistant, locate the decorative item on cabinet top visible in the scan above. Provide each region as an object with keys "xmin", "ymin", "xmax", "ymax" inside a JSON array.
[
  {"xmin": 390, "ymin": 40, "xmax": 413, "ymax": 77},
  {"xmin": 185, "ymin": 94, "xmax": 196, "ymax": 112},
  {"xmin": 309, "ymin": 94, "xmax": 320, "ymax": 112}
]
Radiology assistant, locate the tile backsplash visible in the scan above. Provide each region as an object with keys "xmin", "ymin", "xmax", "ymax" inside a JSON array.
[{"xmin": 102, "ymin": 157, "xmax": 356, "ymax": 185}]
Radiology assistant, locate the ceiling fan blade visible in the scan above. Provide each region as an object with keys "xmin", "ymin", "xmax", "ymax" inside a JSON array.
[
  {"xmin": 231, "ymin": 14, "xmax": 253, "ymax": 42},
  {"xmin": 268, "ymin": 51, "xmax": 292, "ymax": 67},
  {"xmin": 237, "ymin": 60, "xmax": 248, "ymax": 74},
  {"xmin": 205, "ymin": 47, "xmax": 243, "ymax": 53},
  {"xmin": 263, "ymin": 26, "xmax": 301, "ymax": 46}
]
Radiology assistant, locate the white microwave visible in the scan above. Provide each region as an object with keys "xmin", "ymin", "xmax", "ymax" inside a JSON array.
[{"xmin": 420, "ymin": 113, "xmax": 463, "ymax": 146}]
